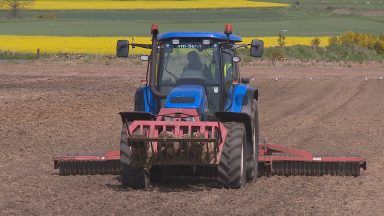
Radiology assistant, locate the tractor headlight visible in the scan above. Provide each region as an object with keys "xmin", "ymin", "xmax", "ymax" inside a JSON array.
[
  {"xmin": 202, "ymin": 39, "xmax": 211, "ymax": 45},
  {"xmin": 172, "ymin": 39, "xmax": 180, "ymax": 45}
]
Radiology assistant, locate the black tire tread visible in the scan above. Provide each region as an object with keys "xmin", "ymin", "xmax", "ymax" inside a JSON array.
[
  {"xmin": 120, "ymin": 124, "xmax": 148, "ymax": 189},
  {"xmin": 246, "ymin": 100, "xmax": 259, "ymax": 181},
  {"xmin": 218, "ymin": 122, "xmax": 246, "ymax": 188}
]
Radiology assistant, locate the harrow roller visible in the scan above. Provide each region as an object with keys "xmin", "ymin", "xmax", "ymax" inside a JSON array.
[
  {"xmin": 264, "ymin": 161, "xmax": 361, "ymax": 177},
  {"xmin": 258, "ymin": 144, "xmax": 366, "ymax": 177}
]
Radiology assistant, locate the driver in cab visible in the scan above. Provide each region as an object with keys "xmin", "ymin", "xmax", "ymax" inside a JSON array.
[{"xmin": 181, "ymin": 51, "xmax": 211, "ymax": 81}]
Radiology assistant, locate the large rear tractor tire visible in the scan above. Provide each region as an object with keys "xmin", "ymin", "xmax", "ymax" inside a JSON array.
[
  {"xmin": 218, "ymin": 122, "xmax": 247, "ymax": 188},
  {"xmin": 120, "ymin": 124, "xmax": 148, "ymax": 189},
  {"xmin": 246, "ymin": 100, "xmax": 260, "ymax": 181}
]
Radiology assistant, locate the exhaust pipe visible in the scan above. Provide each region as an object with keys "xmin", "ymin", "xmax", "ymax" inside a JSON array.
[{"xmin": 149, "ymin": 24, "xmax": 167, "ymax": 99}]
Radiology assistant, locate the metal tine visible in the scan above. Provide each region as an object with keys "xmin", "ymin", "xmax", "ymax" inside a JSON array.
[
  {"xmin": 334, "ymin": 162, "xmax": 339, "ymax": 176},
  {"xmin": 350, "ymin": 163, "xmax": 355, "ymax": 176},
  {"xmin": 351, "ymin": 163, "xmax": 357, "ymax": 176},
  {"xmin": 337, "ymin": 162, "xmax": 342, "ymax": 176},
  {"xmin": 303, "ymin": 162, "xmax": 308, "ymax": 176},
  {"xmin": 60, "ymin": 162, "xmax": 66, "ymax": 176},
  {"xmin": 350, "ymin": 163, "xmax": 356, "ymax": 177},
  {"xmin": 274, "ymin": 162, "xmax": 279, "ymax": 176},
  {"xmin": 65, "ymin": 162, "xmax": 70, "ymax": 176},
  {"xmin": 308, "ymin": 162, "xmax": 312, "ymax": 176},
  {"xmin": 271, "ymin": 162, "xmax": 278, "ymax": 175},
  {"xmin": 331, "ymin": 162, "xmax": 336, "ymax": 176},
  {"xmin": 298, "ymin": 161, "xmax": 302, "ymax": 176},
  {"xmin": 299, "ymin": 161, "xmax": 303, "ymax": 176},
  {"xmin": 61, "ymin": 162, "xmax": 67, "ymax": 176},
  {"xmin": 85, "ymin": 161, "xmax": 92, "ymax": 175},
  {"xmin": 311, "ymin": 162, "xmax": 316, "ymax": 176},
  {"xmin": 59, "ymin": 163, "xmax": 64, "ymax": 176},
  {"xmin": 277, "ymin": 162, "xmax": 281, "ymax": 176},
  {"xmin": 342, "ymin": 162, "xmax": 347, "ymax": 176},
  {"xmin": 80, "ymin": 161, "xmax": 86, "ymax": 175},
  {"xmin": 280, "ymin": 162, "xmax": 284, "ymax": 176},
  {"xmin": 72, "ymin": 161, "xmax": 77, "ymax": 175},
  {"xmin": 346, "ymin": 163, "xmax": 350, "ymax": 176},
  {"xmin": 98, "ymin": 161, "xmax": 103, "ymax": 175},
  {"xmin": 274, "ymin": 162, "xmax": 278, "ymax": 176},
  {"xmin": 279, "ymin": 162, "xmax": 283, "ymax": 176},
  {"xmin": 68, "ymin": 161, "xmax": 74, "ymax": 175},
  {"xmin": 289, "ymin": 161, "xmax": 293, "ymax": 176},
  {"xmin": 86, "ymin": 161, "xmax": 91, "ymax": 175},
  {"xmin": 288, "ymin": 161, "xmax": 292, "ymax": 176},
  {"xmin": 69, "ymin": 161, "xmax": 74, "ymax": 175}
]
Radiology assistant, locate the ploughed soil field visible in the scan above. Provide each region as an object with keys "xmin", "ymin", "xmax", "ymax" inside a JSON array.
[{"xmin": 0, "ymin": 60, "xmax": 383, "ymax": 215}]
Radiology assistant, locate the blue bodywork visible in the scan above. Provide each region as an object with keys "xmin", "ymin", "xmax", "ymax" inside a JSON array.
[
  {"xmin": 225, "ymin": 84, "xmax": 247, "ymax": 112},
  {"xmin": 158, "ymin": 32, "xmax": 242, "ymax": 42},
  {"xmin": 134, "ymin": 85, "xmax": 157, "ymax": 113},
  {"xmin": 164, "ymin": 85, "xmax": 207, "ymax": 114}
]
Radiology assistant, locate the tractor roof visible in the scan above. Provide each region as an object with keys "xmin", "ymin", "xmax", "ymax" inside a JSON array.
[{"xmin": 158, "ymin": 32, "xmax": 242, "ymax": 42}]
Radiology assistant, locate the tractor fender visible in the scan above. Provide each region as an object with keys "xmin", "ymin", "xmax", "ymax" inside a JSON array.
[
  {"xmin": 225, "ymin": 84, "xmax": 258, "ymax": 115},
  {"xmin": 215, "ymin": 112, "xmax": 253, "ymax": 151},
  {"xmin": 134, "ymin": 85, "xmax": 157, "ymax": 114},
  {"xmin": 220, "ymin": 84, "xmax": 258, "ymax": 150}
]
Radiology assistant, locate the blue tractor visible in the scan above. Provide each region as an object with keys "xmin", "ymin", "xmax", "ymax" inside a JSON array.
[
  {"xmin": 116, "ymin": 24, "xmax": 264, "ymax": 188},
  {"xmin": 53, "ymin": 24, "xmax": 366, "ymax": 189}
]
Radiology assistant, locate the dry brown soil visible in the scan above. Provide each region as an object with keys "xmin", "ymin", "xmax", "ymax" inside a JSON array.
[{"xmin": 0, "ymin": 60, "xmax": 383, "ymax": 215}]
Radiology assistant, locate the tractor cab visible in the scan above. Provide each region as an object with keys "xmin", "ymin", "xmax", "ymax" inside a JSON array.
[{"xmin": 156, "ymin": 32, "xmax": 242, "ymax": 115}]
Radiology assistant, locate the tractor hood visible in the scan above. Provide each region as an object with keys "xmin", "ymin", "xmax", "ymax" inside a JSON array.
[{"xmin": 164, "ymin": 85, "xmax": 207, "ymax": 114}]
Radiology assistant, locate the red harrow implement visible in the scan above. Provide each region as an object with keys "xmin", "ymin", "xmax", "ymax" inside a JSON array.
[{"xmin": 54, "ymin": 108, "xmax": 366, "ymax": 178}]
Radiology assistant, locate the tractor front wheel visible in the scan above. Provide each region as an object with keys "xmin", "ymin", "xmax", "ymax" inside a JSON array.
[
  {"xmin": 218, "ymin": 122, "xmax": 247, "ymax": 188},
  {"xmin": 120, "ymin": 124, "xmax": 148, "ymax": 189}
]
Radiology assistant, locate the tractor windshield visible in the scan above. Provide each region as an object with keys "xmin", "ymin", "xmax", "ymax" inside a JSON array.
[{"xmin": 157, "ymin": 40, "xmax": 221, "ymax": 112}]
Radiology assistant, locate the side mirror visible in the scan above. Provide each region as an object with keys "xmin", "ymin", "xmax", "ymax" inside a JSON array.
[
  {"xmin": 140, "ymin": 55, "xmax": 149, "ymax": 61},
  {"xmin": 250, "ymin": 39, "xmax": 264, "ymax": 57},
  {"xmin": 241, "ymin": 77, "xmax": 250, "ymax": 84},
  {"xmin": 116, "ymin": 40, "xmax": 129, "ymax": 58}
]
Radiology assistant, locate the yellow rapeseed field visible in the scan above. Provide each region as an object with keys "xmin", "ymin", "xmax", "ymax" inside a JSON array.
[
  {"xmin": 8, "ymin": 0, "xmax": 290, "ymax": 10},
  {"xmin": 0, "ymin": 36, "xmax": 151, "ymax": 55},
  {"xmin": 0, "ymin": 35, "xmax": 329, "ymax": 55},
  {"xmin": 243, "ymin": 36, "xmax": 330, "ymax": 47}
]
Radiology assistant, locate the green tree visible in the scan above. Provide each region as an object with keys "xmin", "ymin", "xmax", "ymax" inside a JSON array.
[{"xmin": 1, "ymin": 0, "xmax": 33, "ymax": 18}]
